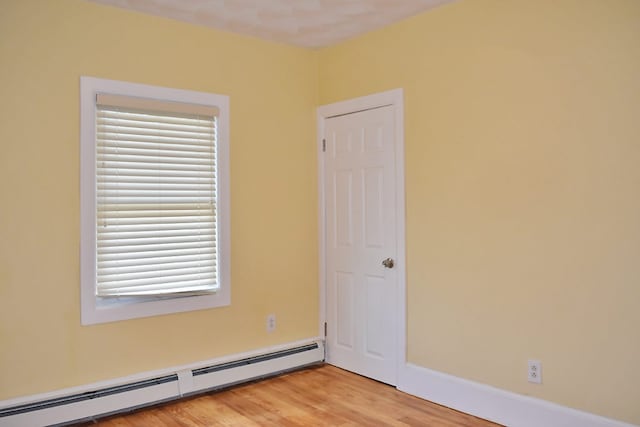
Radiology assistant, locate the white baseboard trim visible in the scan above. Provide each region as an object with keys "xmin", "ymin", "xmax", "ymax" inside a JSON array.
[
  {"xmin": 0, "ymin": 338, "xmax": 323, "ymax": 427},
  {"xmin": 398, "ymin": 363, "xmax": 637, "ymax": 427}
]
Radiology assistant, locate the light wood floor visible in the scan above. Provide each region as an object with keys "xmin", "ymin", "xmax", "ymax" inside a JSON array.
[{"xmin": 76, "ymin": 364, "xmax": 502, "ymax": 426}]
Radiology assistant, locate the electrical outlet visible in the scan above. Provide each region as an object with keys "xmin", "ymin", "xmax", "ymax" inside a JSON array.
[
  {"xmin": 528, "ymin": 360, "xmax": 542, "ymax": 384},
  {"xmin": 266, "ymin": 314, "xmax": 276, "ymax": 333}
]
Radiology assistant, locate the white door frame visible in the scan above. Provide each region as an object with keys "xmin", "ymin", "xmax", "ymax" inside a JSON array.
[{"xmin": 317, "ymin": 88, "xmax": 406, "ymax": 382}]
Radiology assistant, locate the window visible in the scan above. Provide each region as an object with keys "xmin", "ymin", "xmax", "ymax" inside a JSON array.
[{"xmin": 80, "ymin": 77, "xmax": 230, "ymax": 325}]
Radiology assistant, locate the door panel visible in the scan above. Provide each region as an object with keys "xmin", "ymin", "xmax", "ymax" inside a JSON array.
[
  {"xmin": 364, "ymin": 167, "xmax": 384, "ymax": 248},
  {"xmin": 365, "ymin": 273, "xmax": 386, "ymax": 358},
  {"xmin": 336, "ymin": 271, "xmax": 354, "ymax": 349},
  {"xmin": 334, "ymin": 170, "xmax": 353, "ymax": 247},
  {"xmin": 325, "ymin": 105, "xmax": 397, "ymax": 385}
]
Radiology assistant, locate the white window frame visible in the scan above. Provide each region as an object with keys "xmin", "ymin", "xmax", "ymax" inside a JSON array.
[{"xmin": 80, "ymin": 76, "xmax": 230, "ymax": 325}]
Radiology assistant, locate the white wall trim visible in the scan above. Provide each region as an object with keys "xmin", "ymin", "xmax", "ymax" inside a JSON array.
[
  {"xmin": 317, "ymin": 88, "xmax": 406, "ymax": 384},
  {"xmin": 316, "ymin": 106, "xmax": 327, "ymax": 341},
  {"xmin": 398, "ymin": 363, "xmax": 637, "ymax": 427}
]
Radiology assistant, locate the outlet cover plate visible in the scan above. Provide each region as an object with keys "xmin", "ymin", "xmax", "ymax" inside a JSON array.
[
  {"xmin": 528, "ymin": 359, "xmax": 542, "ymax": 384},
  {"xmin": 266, "ymin": 314, "xmax": 276, "ymax": 333}
]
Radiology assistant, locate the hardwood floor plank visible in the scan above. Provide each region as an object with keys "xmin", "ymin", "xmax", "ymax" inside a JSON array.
[{"xmin": 74, "ymin": 364, "xmax": 502, "ymax": 426}]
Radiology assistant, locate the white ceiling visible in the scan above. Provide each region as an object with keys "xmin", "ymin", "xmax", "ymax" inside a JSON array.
[{"xmin": 88, "ymin": 0, "xmax": 455, "ymax": 48}]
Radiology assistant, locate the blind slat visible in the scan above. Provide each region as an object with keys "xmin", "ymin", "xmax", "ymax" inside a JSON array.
[
  {"xmin": 97, "ymin": 217, "xmax": 215, "ymax": 227},
  {"xmin": 98, "ymin": 266, "xmax": 216, "ymax": 283},
  {"xmin": 98, "ymin": 145, "xmax": 211, "ymax": 158},
  {"xmin": 98, "ymin": 281, "xmax": 216, "ymax": 296},
  {"xmin": 97, "ymin": 221, "xmax": 215, "ymax": 232},
  {"xmin": 98, "ymin": 247, "xmax": 216, "ymax": 262},
  {"xmin": 98, "ymin": 227, "xmax": 216, "ymax": 241},
  {"xmin": 98, "ymin": 207, "xmax": 215, "ymax": 217},
  {"xmin": 98, "ymin": 161, "xmax": 214, "ymax": 172},
  {"xmin": 96, "ymin": 140, "xmax": 214, "ymax": 153},
  {"xmin": 98, "ymin": 272, "xmax": 216, "ymax": 290},
  {"xmin": 97, "ymin": 154, "xmax": 214, "ymax": 166},
  {"xmin": 99, "ymin": 253, "xmax": 215, "ymax": 268},
  {"xmin": 98, "ymin": 115, "xmax": 214, "ymax": 131},
  {"xmin": 98, "ymin": 231, "xmax": 216, "ymax": 247},
  {"xmin": 98, "ymin": 188, "xmax": 216, "ymax": 196}
]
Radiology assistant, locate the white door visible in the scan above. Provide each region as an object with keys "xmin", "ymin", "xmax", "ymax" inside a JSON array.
[{"xmin": 324, "ymin": 105, "xmax": 398, "ymax": 385}]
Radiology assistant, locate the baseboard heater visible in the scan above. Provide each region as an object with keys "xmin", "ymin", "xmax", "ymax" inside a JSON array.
[{"xmin": 0, "ymin": 341, "xmax": 324, "ymax": 427}]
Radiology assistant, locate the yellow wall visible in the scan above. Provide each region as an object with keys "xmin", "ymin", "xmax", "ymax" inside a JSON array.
[
  {"xmin": 320, "ymin": 0, "xmax": 640, "ymax": 424},
  {"xmin": 0, "ymin": 0, "xmax": 318, "ymax": 398}
]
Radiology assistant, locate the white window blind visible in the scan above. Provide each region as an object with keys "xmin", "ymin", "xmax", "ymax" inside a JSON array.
[{"xmin": 95, "ymin": 94, "xmax": 219, "ymax": 297}]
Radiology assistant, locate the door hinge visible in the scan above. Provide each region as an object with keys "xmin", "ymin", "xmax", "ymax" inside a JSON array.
[
  {"xmin": 324, "ymin": 321, "xmax": 327, "ymax": 337},
  {"xmin": 322, "ymin": 139, "xmax": 326, "ymax": 152}
]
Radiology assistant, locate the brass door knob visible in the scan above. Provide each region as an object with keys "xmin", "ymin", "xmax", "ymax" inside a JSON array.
[{"xmin": 382, "ymin": 258, "xmax": 395, "ymax": 269}]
